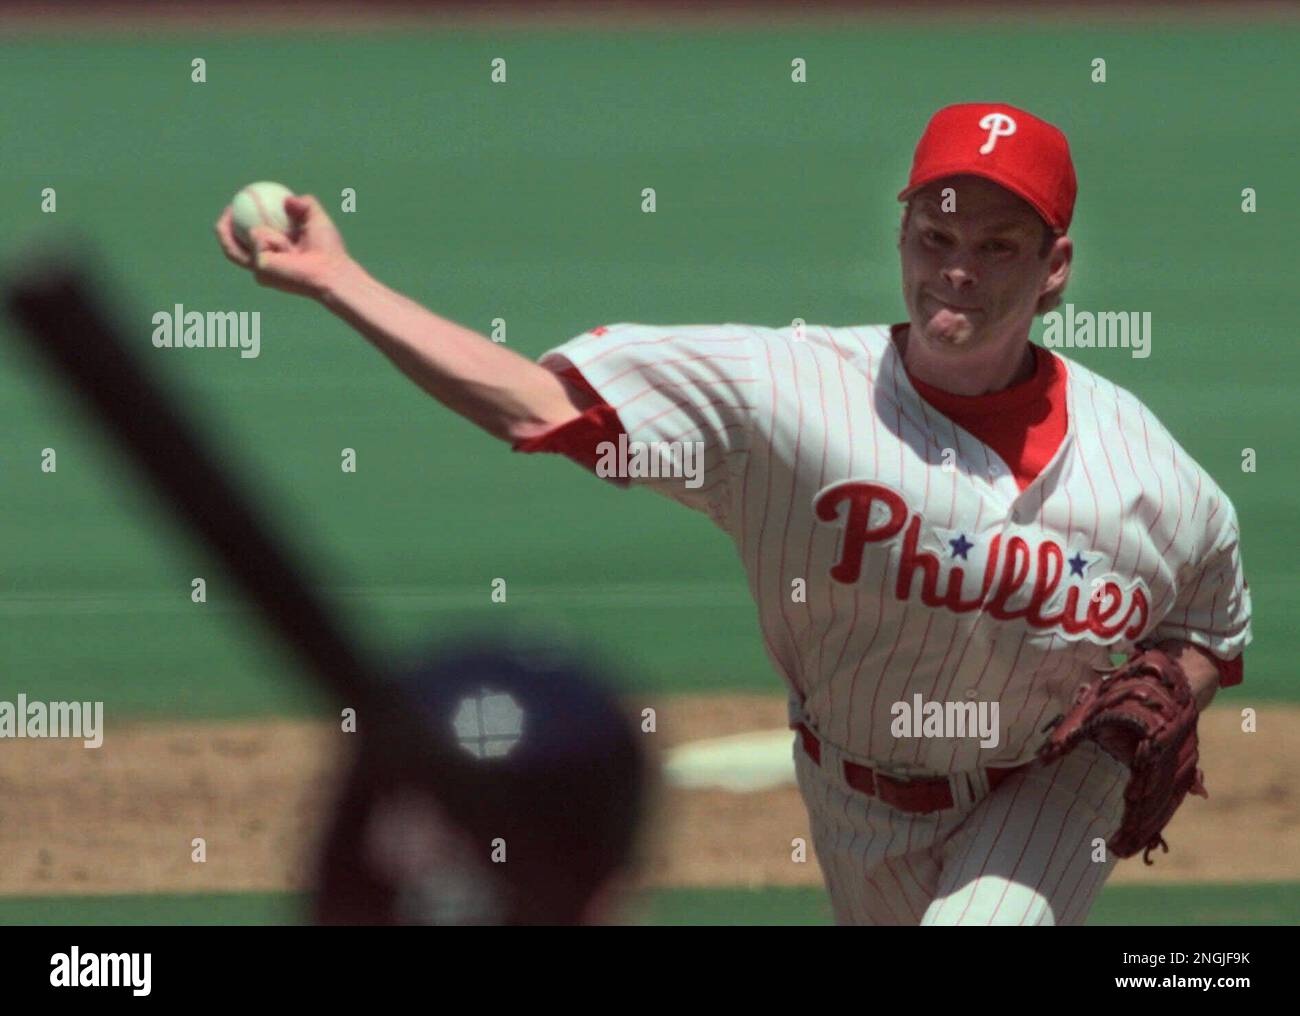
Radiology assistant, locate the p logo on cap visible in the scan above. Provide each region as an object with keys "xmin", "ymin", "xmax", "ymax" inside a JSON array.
[
  {"xmin": 977, "ymin": 112, "xmax": 1017, "ymax": 154},
  {"xmin": 899, "ymin": 103, "xmax": 1077, "ymax": 232}
]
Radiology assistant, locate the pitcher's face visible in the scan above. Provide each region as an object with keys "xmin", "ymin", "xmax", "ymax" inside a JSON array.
[{"xmin": 899, "ymin": 175, "xmax": 1056, "ymax": 354}]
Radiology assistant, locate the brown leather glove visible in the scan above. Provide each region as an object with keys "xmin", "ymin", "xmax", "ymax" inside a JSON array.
[{"xmin": 1039, "ymin": 648, "xmax": 1208, "ymax": 864}]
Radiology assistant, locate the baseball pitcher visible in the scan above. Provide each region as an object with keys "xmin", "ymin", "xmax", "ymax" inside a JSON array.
[{"xmin": 216, "ymin": 102, "xmax": 1251, "ymax": 925}]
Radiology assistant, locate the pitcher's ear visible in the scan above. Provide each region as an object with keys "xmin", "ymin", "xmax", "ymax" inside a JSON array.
[{"xmin": 1036, "ymin": 234, "xmax": 1073, "ymax": 316}]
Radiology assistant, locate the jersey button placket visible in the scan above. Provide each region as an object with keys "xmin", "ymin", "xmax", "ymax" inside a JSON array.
[{"xmin": 982, "ymin": 460, "xmax": 1018, "ymax": 514}]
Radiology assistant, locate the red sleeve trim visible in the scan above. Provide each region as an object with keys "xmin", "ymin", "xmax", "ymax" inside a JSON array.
[
  {"xmin": 511, "ymin": 367, "xmax": 629, "ymax": 483},
  {"xmin": 553, "ymin": 365, "xmax": 603, "ymax": 405},
  {"xmin": 1210, "ymin": 652, "xmax": 1244, "ymax": 688}
]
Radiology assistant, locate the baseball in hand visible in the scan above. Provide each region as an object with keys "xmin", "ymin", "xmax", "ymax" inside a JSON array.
[{"xmin": 229, "ymin": 181, "xmax": 297, "ymax": 249}]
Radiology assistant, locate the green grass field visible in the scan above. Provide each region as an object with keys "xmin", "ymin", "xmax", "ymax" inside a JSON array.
[
  {"xmin": 1, "ymin": 883, "xmax": 1297, "ymax": 927},
  {"xmin": 0, "ymin": 15, "xmax": 1294, "ymax": 924}
]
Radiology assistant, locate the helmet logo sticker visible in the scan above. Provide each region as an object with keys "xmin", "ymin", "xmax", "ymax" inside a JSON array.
[{"xmin": 452, "ymin": 688, "xmax": 525, "ymax": 759}]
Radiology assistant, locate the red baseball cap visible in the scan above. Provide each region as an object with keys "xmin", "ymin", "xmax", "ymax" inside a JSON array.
[{"xmin": 898, "ymin": 103, "xmax": 1077, "ymax": 232}]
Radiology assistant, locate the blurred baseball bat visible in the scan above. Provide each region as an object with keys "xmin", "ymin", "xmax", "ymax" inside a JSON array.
[{"xmin": 4, "ymin": 256, "xmax": 411, "ymax": 732}]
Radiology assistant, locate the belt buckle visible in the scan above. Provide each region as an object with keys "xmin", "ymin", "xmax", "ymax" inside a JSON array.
[
  {"xmin": 872, "ymin": 769, "xmax": 908, "ymax": 810},
  {"xmin": 875, "ymin": 769, "xmax": 950, "ymax": 813}
]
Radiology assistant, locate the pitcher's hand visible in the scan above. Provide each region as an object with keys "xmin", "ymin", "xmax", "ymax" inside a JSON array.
[{"xmin": 215, "ymin": 195, "xmax": 353, "ymax": 301}]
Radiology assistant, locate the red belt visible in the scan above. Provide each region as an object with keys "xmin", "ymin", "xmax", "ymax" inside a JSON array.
[{"xmin": 794, "ymin": 723, "xmax": 1027, "ymax": 814}]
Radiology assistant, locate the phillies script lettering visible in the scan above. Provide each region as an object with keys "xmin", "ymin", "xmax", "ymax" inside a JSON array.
[{"xmin": 814, "ymin": 481, "xmax": 1148, "ymax": 640}]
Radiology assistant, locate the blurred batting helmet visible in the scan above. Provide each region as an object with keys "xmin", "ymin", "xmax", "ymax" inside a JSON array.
[{"xmin": 314, "ymin": 636, "xmax": 649, "ymax": 925}]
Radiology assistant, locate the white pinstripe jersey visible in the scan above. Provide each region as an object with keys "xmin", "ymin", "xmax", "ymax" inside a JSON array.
[{"xmin": 539, "ymin": 322, "xmax": 1252, "ymax": 774}]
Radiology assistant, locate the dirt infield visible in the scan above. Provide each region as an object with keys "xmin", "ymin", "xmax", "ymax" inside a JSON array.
[{"xmin": 0, "ymin": 698, "xmax": 1295, "ymax": 898}]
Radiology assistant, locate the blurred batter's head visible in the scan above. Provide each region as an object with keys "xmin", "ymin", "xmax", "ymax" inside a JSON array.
[{"xmin": 314, "ymin": 639, "xmax": 648, "ymax": 925}]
